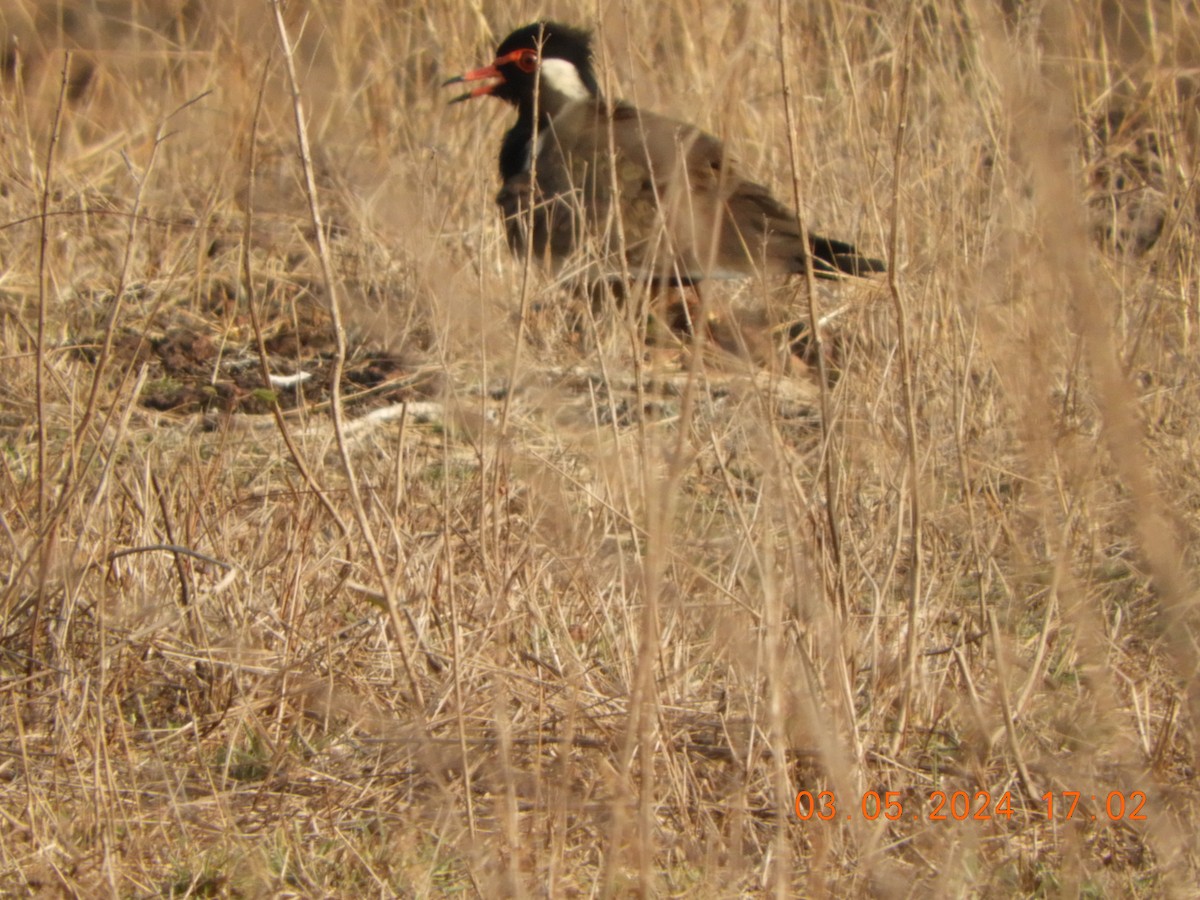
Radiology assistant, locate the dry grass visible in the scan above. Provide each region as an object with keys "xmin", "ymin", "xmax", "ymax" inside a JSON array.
[{"xmin": 1, "ymin": 0, "xmax": 1198, "ymax": 896}]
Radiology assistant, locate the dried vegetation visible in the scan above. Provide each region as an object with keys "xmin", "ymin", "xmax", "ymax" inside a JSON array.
[{"xmin": 1, "ymin": 1, "xmax": 1198, "ymax": 896}]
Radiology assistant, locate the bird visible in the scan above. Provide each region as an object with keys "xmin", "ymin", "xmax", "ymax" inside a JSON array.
[{"xmin": 445, "ymin": 21, "xmax": 883, "ymax": 330}]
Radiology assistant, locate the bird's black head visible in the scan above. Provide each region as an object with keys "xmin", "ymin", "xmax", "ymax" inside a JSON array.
[{"xmin": 445, "ymin": 22, "xmax": 600, "ymax": 114}]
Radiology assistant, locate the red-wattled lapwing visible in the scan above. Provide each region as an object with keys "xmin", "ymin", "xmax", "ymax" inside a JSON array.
[{"xmin": 445, "ymin": 21, "xmax": 883, "ymax": 338}]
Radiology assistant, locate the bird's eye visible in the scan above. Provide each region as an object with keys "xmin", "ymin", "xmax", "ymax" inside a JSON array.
[{"xmin": 516, "ymin": 49, "xmax": 538, "ymax": 73}]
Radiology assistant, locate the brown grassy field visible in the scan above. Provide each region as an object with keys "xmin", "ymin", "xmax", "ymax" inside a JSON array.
[{"xmin": 1, "ymin": 0, "xmax": 1198, "ymax": 896}]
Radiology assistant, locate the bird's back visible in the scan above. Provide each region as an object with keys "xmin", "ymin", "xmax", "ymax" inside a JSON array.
[{"xmin": 499, "ymin": 98, "xmax": 883, "ymax": 281}]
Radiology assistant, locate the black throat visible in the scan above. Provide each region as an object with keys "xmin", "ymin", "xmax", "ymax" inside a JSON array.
[
  {"xmin": 497, "ymin": 87, "xmax": 600, "ymax": 182},
  {"xmin": 498, "ymin": 121, "xmax": 533, "ymax": 182}
]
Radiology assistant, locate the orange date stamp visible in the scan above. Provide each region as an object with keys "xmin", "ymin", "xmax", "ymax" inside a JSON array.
[{"xmin": 795, "ymin": 790, "xmax": 1148, "ymax": 822}]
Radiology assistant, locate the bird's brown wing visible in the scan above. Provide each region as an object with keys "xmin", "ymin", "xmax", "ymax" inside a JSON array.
[
  {"xmin": 542, "ymin": 102, "xmax": 788, "ymax": 278},
  {"xmin": 541, "ymin": 100, "xmax": 883, "ymax": 280},
  {"xmin": 661, "ymin": 117, "xmax": 886, "ymax": 278},
  {"xmin": 535, "ymin": 102, "xmax": 662, "ymax": 277}
]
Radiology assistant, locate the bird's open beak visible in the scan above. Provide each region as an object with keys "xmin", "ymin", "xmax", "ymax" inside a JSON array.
[{"xmin": 443, "ymin": 63, "xmax": 504, "ymax": 104}]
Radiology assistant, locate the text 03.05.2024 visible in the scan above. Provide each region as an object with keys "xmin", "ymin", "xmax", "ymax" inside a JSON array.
[{"xmin": 795, "ymin": 790, "xmax": 1149, "ymax": 822}]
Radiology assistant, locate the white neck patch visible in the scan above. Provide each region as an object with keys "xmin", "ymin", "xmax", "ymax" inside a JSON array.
[{"xmin": 538, "ymin": 58, "xmax": 592, "ymax": 103}]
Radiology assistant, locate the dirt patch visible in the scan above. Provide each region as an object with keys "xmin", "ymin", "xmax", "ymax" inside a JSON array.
[{"xmin": 73, "ymin": 276, "xmax": 438, "ymax": 418}]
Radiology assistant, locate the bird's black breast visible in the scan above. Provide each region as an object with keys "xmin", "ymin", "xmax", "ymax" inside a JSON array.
[
  {"xmin": 499, "ymin": 124, "xmax": 532, "ymax": 181},
  {"xmin": 495, "ymin": 120, "xmax": 580, "ymax": 266}
]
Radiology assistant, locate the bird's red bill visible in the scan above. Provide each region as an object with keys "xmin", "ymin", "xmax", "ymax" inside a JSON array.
[
  {"xmin": 443, "ymin": 63, "xmax": 504, "ymax": 103},
  {"xmin": 444, "ymin": 49, "xmax": 536, "ymax": 103}
]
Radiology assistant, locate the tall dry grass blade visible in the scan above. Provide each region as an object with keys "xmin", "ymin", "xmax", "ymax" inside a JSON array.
[
  {"xmin": 884, "ymin": 4, "xmax": 923, "ymax": 760},
  {"xmin": 269, "ymin": 0, "xmax": 426, "ymax": 710},
  {"xmin": 27, "ymin": 50, "xmax": 71, "ymax": 683}
]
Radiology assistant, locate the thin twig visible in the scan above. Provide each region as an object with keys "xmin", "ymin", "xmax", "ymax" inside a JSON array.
[
  {"xmin": 27, "ymin": 51, "xmax": 71, "ymax": 682},
  {"xmin": 988, "ymin": 610, "xmax": 1039, "ymax": 800},
  {"xmin": 887, "ymin": 4, "xmax": 922, "ymax": 759},
  {"xmin": 239, "ymin": 52, "xmax": 353, "ymax": 545},
  {"xmin": 105, "ymin": 544, "xmax": 234, "ymax": 569},
  {"xmin": 74, "ymin": 90, "xmax": 212, "ymax": 474},
  {"xmin": 776, "ymin": 0, "xmax": 870, "ymax": 794},
  {"xmin": 775, "ymin": 1, "xmax": 846, "ymax": 616},
  {"xmin": 269, "ymin": 1, "xmax": 426, "ymax": 709},
  {"xmin": 35, "ymin": 53, "xmax": 69, "ymax": 518}
]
